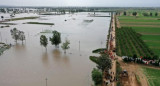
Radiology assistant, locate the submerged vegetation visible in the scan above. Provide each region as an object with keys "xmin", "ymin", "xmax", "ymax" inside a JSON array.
[
  {"xmin": 0, "ymin": 42, "xmax": 10, "ymax": 55},
  {"xmin": 6, "ymin": 17, "xmax": 39, "ymax": 21},
  {"xmin": 40, "ymin": 35, "xmax": 48, "ymax": 51},
  {"xmin": 50, "ymin": 30, "xmax": 61, "ymax": 47},
  {"xmin": 92, "ymin": 48, "xmax": 107, "ymax": 53},
  {"xmin": 61, "ymin": 39, "xmax": 70, "ymax": 54},
  {"xmin": 26, "ymin": 22, "xmax": 54, "ymax": 25}
]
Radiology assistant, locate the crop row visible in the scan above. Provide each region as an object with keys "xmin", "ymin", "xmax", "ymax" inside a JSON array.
[{"xmin": 116, "ymin": 27, "xmax": 154, "ymax": 57}]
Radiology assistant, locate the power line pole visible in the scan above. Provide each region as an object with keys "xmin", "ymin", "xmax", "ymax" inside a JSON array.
[
  {"xmin": 0, "ymin": 32, "xmax": 2, "ymax": 42},
  {"xmin": 79, "ymin": 41, "xmax": 80, "ymax": 51},
  {"xmin": 45, "ymin": 78, "xmax": 48, "ymax": 86},
  {"xmin": 101, "ymin": 41, "xmax": 103, "ymax": 48}
]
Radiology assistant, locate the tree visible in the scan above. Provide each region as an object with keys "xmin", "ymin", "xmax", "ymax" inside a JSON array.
[
  {"xmin": 10, "ymin": 28, "xmax": 25, "ymax": 44},
  {"xmin": 132, "ymin": 12, "xmax": 137, "ymax": 16},
  {"xmin": 143, "ymin": 13, "xmax": 149, "ymax": 16},
  {"xmin": 19, "ymin": 31, "xmax": 25, "ymax": 44},
  {"xmin": 150, "ymin": 12, "xmax": 152, "ymax": 16},
  {"xmin": 123, "ymin": 11, "xmax": 127, "ymax": 16},
  {"xmin": 133, "ymin": 54, "xmax": 137, "ymax": 59},
  {"xmin": 153, "ymin": 55, "xmax": 159, "ymax": 60},
  {"xmin": 40, "ymin": 35, "xmax": 48, "ymax": 51},
  {"xmin": 92, "ymin": 68, "xmax": 102, "ymax": 86},
  {"xmin": 97, "ymin": 54, "xmax": 112, "ymax": 71},
  {"xmin": 10, "ymin": 28, "xmax": 19, "ymax": 43},
  {"xmin": 61, "ymin": 39, "xmax": 70, "ymax": 54},
  {"xmin": 133, "ymin": 54, "xmax": 137, "ymax": 62},
  {"xmin": 50, "ymin": 30, "xmax": 61, "ymax": 47},
  {"xmin": 1, "ymin": 16, "xmax": 4, "ymax": 20},
  {"xmin": 155, "ymin": 12, "xmax": 158, "ymax": 16}
]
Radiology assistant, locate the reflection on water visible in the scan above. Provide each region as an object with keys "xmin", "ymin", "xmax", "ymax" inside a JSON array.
[
  {"xmin": 52, "ymin": 49, "xmax": 70, "ymax": 65},
  {"xmin": 52, "ymin": 49, "xmax": 61, "ymax": 60},
  {"xmin": 14, "ymin": 43, "xmax": 26, "ymax": 53},
  {"xmin": 42, "ymin": 52, "xmax": 49, "ymax": 67}
]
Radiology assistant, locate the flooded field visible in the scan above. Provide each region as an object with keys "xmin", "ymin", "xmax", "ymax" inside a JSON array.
[{"xmin": 0, "ymin": 12, "xmax": 110, "ymax": 86}]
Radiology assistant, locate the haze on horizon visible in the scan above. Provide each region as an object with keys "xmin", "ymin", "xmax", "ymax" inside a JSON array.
[{"xmin": 0, "ymin": 0, "xmax": 160, "ymax": 7}]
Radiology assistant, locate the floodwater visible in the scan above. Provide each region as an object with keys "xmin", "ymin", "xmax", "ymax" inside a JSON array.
[{"xmin": 0, "ymin": 12, "xmax": 110, "ymax": 86}]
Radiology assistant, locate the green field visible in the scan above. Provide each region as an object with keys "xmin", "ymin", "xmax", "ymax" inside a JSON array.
[
  {"xmin": 142, "ymin": 67, "xmax": 160, "ymax": 86},
  {"xmin": 116, "ymin": 27, "xmax": 154, "ymax": 57},
  {"xmin": 118, "ymin": 12, "xmax": 160, "ymax": 56}
]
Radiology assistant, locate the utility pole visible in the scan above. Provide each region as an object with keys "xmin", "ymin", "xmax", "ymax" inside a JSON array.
[
  {"xmin": 45, "ymin": 78, "xmax": 48, "ymax": 86},
  {"xmin": 0, "ymin": 32, "xmax": 2, "ymax": 42},
  {"xmin": 5, "ymin": 39, "xmax": 7, "ymax": 44},
  {"xmin": 79, "ymin": 41, "xmax": 80, "ymax": 51},
  {"xmin": 101, "ymin": 41, "xmax": 103, "ymax": 48},
  {"xmin": 79, "ymin": 41, "xmax": 82, "ymax": 56}
]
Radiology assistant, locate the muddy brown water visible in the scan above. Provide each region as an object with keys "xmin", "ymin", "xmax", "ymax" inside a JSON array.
[{"xmin": 0, "ymin": 12, "xmax": 110, "ymax": 86}]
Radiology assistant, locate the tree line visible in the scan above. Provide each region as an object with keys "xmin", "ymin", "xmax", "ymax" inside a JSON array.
[{"xmin": 123, "ymin": 11, "xmax": 159, "ymax": 16}]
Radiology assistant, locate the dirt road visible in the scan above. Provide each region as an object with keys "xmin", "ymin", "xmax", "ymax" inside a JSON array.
[{"xmin": 117, "ymin": 56, "xmax": 148, "ymax": 86}]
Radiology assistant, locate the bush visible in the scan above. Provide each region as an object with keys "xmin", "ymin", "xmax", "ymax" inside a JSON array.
[
  {"xmin": 89, "ymin": 56, "xmax": 99, "ymax": 64},
  {"xmin": 92, "ymin": 48, "xmax": 107, "ymax": 53},
  {"xmin": 92, "ymin": 68, "xmax": 102, "ymax": 85}
]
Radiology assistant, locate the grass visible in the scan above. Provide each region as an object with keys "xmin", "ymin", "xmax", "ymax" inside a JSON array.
[
  {"xmin": 26, "ymin": 22, "xmax": 54, "ymax": 25},
  {"xmin": 135, "ymin": 74, "xmax": 141, "ymax": 85},
  {"xmin": 6, "ymin": 17, "xmax": 39, "ymax": 21},
  {"xmin": 141, "ymin": 35, "xmax": 160, "ymax": 41},
  {"xmin": 142, "ymin": 67, "xmax": 160, "ymax": 86},
  {"xmin": 118, "ymin": 12, "xmax": 160, "ymax": 56},
  {"xmin": 132, "ymin": 27, "xmax": 160, "ymax": 34}
]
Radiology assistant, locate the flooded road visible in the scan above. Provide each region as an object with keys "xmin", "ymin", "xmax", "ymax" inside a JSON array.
[{"xmin": 0, "ymin": 12, "xmax": 110, "ymax": 86}]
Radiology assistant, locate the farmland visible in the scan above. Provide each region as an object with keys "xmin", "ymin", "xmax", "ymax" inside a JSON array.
[
  {"xmin": 116, "ymin": 27, "xmax": 154, "ymax": 57},
  {"xmin": 118, "ymin": 12, "xmax": 160, "ymax": 57},
  {"xmin": 142, "ymin": 67, "xmax": 160, "ymax": 86}
]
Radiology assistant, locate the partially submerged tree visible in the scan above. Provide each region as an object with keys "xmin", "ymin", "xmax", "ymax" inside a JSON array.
[
  {"xmin": 10, "ymin": 28, "xmax": 19, "ymax": 43},
  {"xmin": 19, "ymin": 31, "xmax": 25, "ymax": 44},
  {"xmin": 61, "ymin": 39, "xmax": 70, "ymax": 54},
  {"xmin": 10, "ymin": 28, "xmax": 25, "ymax": 43},
  {"xmin": 50, "ymin": 30, "xmax": 61, "ymax": 47},
  {"xmin": 1, "ymin": 16, "xmax": 4, "ymax": 21},
  {"xmin": 40, "ymin": 35, "xmax": 48, "ymax": 51}
]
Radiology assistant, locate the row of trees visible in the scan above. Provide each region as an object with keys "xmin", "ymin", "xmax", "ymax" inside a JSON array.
[
  {"xmin": 123, "ymin": 11, "xmax": 159, "ymax": 17},
  {"xmin": 116, "ymin": 27, "xmax": 155, "ymax": 59},
  {"xmin": 143, "ymin": 12, "xmax": 158, "ymax": 16},
  {"xmin": 40, "ymin": 30, "xmax": 70, "ymax": 53}
]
